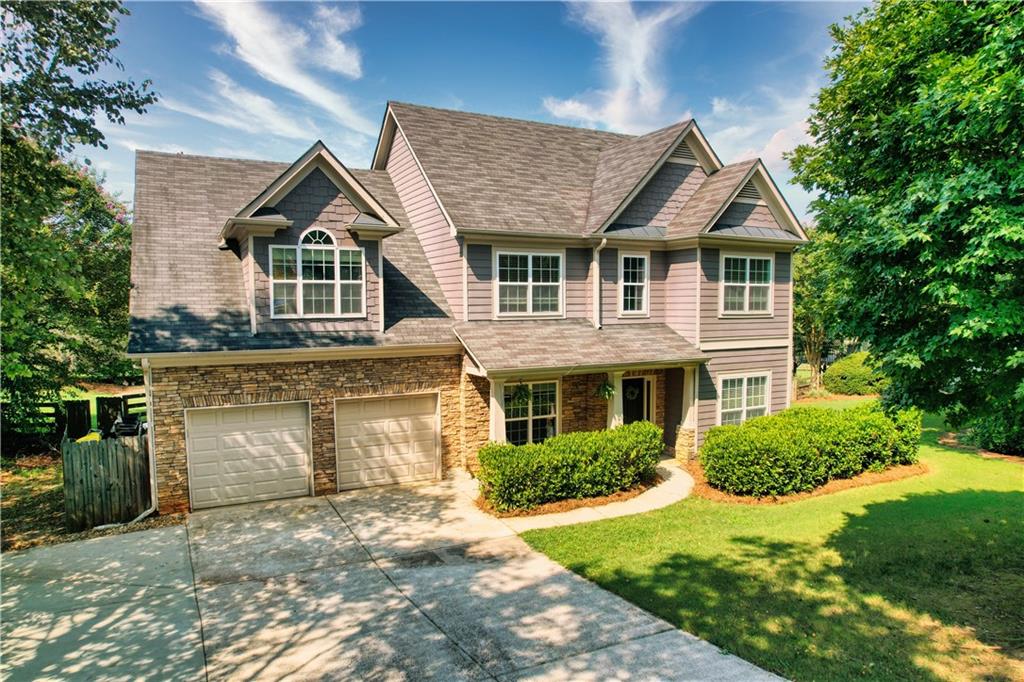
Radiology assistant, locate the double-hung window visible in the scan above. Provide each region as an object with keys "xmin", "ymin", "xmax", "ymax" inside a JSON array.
[
  {"xmin": 503, "ymin": 381, "xmax": 558, "ymax": 445},
  {"xmin": 620, "ymin": 254, "xmax": 648, "ymax": 315},
  {"xmin": 720, "ymin": 374, "xmax": 769, "ymax": 425},
  {"xmin": 496, "ymin": 252, "xmax": 562, "ymax": 316},
  {"xmin": 270, "ymin": 229, "xmax": 364, "ymax": 318},
  {"xmin": 722, "ymin": 255, "xmax": 772, "ymax": 314}
]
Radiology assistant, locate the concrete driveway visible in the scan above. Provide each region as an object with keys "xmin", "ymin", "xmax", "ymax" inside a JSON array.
[{"xmin": 3, "ymin": 479, "xmax": 779, "ymax": 681}]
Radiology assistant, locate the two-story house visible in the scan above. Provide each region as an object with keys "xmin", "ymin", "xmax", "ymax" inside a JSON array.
[{"xmin": 129, "ymin": 102, "xmax": 807, "ymax": 513}]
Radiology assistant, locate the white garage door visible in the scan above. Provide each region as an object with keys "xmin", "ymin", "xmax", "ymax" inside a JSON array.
[
  {"xmin": 335, "ymin": 393, "xmax": 439, "ymax": 490},
  {"xmin": 186, "ymin": 402, "xmax": 311, "ymax": 509}
]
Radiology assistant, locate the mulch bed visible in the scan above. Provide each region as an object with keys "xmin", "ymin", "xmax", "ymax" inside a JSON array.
[
  {"xmin": 938, "ymin": 432, "xmax": 1023, "ymax": 465},
  {"xmin": 476, "ymin": 474, "xmax": 663, "ymax": 518},
  {"xmin": 679, "ymin": 457, "xmax": 929, "ymax": 506}
]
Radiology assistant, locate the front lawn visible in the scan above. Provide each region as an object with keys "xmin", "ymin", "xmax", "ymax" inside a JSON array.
[{"xmin": 524, "ymin": 399, "xmax": 1024, "ymax": 680}]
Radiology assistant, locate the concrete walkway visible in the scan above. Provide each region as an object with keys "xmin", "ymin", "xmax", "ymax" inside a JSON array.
[{"xmin": 2, "ymin": 473, "xmax": 777, "ymax": 681}]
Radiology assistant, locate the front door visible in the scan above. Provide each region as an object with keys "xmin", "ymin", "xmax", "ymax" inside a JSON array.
[{"xmin": 622, "ymin": 377, "xmax": 651, "ymax": 424}]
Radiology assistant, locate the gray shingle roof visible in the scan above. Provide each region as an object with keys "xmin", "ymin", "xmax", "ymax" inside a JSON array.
[
  {"xmin": 666, "ymin": 160, "xmax": 758, "ymax": 239},
  {"xmin": 129, "ymin": 151, "xmax": 455, "ymax": 354},
  {"xmin": 388, "ymin": 102, "xmax": 629, "ymax": 235},
  {"xmin": 585, "ymin": 121, "xmax": 691, "ymax": 234},
  {"xmin": 454, "ymin": 319, "xmax": 706, "ymax": 375},
  {"xmin": 708, "ymin": 225, "xmax": 802, "ymax": 241}
]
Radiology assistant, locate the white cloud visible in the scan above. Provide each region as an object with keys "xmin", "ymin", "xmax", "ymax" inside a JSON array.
[
  {"xmin": 700, "ymin": 81, "xmax": 819, "ymax": 219},
  {"xmin": 311, "ymin": 5, "xmax": 363, "ymax": 78},
  {"xmin": 162, "ymin": 70, "xmax": 315, "ymax": 140},
  {"xmin": 194, "ymin": 1, "xmax": 375, "ymax": 136},
  {"xmin": 543, "ymin": 2, "xmax": 702, "ymax": 133}
]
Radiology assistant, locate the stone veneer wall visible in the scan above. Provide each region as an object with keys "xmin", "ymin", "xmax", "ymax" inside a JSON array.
[
  {"xmin": 460, "ymin": 372, "xmax": 490, "ymax": 472},
  {"xmin": 150, "ymin": 355, "xmax": 462, "ymax": 513},
  {"xmin": 561, "ymin": 373, "xmax": 609, "ymax": 433}
]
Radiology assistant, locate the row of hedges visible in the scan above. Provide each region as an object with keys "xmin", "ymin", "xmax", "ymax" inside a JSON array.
[
  {"xmin": 477, "ymin": 421, "xmax": 663, "ymax": 511},
  {"xmin": 822, "ymin": 351, "xmax": 888, "ymax": 395},
  {"xmin": 700, "ymin": 402, "xmax": 920, "ymax": 497}
]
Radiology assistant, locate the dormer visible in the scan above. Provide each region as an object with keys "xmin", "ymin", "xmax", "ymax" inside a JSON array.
[{"xmin": 228, "ymin": 142, "xmax": 404, "ymax": 336}]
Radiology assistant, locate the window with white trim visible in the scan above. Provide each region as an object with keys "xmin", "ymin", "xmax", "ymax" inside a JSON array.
[
  {"xmin": 496, "ymin": 252, "xmax": 562, "ymax": 316},
  {"xmin": 720, "ymin": 374, "xmax": 769, "ymax": 425},
  {"xmin": 270, "ymin": 229, "xmax": 364, "ymax": 318},
  {"xmin": 722, "ymin": 255, "xmax": 771, "ymax": 313},
  {"xmin": 620, "ymin": 254, "xmax": 648, "ymax": 314},
  {"xmin": 504, "ymin": 381, "xmax": 558, "ymax": 445}
]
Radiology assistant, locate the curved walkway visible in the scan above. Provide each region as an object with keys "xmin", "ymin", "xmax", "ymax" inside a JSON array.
[{"xmin": 484, "ymin": 459, "xmax": 695, "ymax": 533}]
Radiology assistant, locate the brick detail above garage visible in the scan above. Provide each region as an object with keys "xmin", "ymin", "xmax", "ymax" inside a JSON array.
[{"xmin": 149, "ymin": 354, "xmax": 462, "ymax": 513}]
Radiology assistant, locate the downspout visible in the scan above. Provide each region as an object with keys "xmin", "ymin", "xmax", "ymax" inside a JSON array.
[
  {"xmin": 92, "ymin": 358, "xmax": 158, "ymax": 530},
  {"xmin": 592, "ymin": 238, "xmax": 608, "ymax": 329}
]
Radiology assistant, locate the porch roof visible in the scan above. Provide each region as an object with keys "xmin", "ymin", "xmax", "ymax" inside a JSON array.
[{"xmin": 454, "ymin": 319, "xmax": 707, "ymax": 377}]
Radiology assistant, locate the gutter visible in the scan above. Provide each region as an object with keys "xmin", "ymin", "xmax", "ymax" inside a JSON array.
[
  {"xmin": 592, "ymin": 238, "xmax": 608, "ymax": 329},
  {"xmin": 93, "ymin": 358, "xmax": 158, "ymax": 530}
]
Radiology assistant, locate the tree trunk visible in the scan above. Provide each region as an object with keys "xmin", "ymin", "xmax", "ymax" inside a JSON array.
[{"xmin": 802, "ymin": 326, "xmax": 826, "ymax": 392}]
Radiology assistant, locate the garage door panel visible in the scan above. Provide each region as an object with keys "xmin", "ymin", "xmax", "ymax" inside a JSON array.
[
  {"xmin": 335, "ymin": 393, "xmax": 438, "ymax": 491},
  {"xmin": 186, "ymin": 402, "xmax": 311, "ymax": 510}
]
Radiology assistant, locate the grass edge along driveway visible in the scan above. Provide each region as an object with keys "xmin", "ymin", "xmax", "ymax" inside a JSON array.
[{"xmin": 524, "ymin": 403, "xmax": 1024, "ymax": 681}]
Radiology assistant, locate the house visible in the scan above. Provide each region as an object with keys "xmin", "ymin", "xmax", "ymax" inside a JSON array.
[{"xmin": 129, "ymin": 102, "xmax": 807, "ymax": 513}]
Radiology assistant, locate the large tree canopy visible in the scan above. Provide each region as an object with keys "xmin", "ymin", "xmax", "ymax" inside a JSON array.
[
  {"xmin": 1, "ymin": 1, "xmax": 155, "ymax": 431},
  {"xmin": 789, "ymin": 0, "xmax": 1024, "ymax": 451}
]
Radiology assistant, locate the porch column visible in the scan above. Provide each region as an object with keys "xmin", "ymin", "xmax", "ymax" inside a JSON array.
[
  {"xmin": 608, "ymin": 371, "xmax": 625, "ymax": 428},
  {"xmin": 488, "ymin": 379, "xmax": 506, "ymax": 442},
  {"xmin": 682, "ymin": 366, "xmax": 697, "ymax": 428}
]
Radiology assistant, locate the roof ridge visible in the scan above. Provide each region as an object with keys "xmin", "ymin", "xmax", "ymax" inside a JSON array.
[
  {"xmin": 388, "ymin": 100, "xmax": 633, "ymax": 140},
  {"xmin": 136, "ymin": 148, "xmax": 379, "ymax": 173}
]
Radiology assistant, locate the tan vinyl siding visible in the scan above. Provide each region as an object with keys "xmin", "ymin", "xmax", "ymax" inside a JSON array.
[
  {"xmin": 696, "ymin": 346, "xmax": 790, "ymax": 446},
  {"xmin": 251, "ymin": 168, "xmax": 381, "ymax": 333},
  {"xmin": 712, "ymin": 202, "xmax": 784, "ymax": 231},
  {"xmin": 466, "ymin": 243, "xmax": 492, "ymax": 320},
  {"xmin": 566, "ymin": 247, "xmax": 592, "ymax": 319},
  {"xmin": 600, "ymin": 248, "xmax": 665, "ymax": 324},
  {"xmin": 385, "ymin": 129, "xmax": 463, "ymax": 319},
  {"xmin": 699, "ymin": 248, "xmax": 791, "ymax": 341},
  {"xmin": 614, "ymin": 162, "xmax": 706, "ymax": 228},
  {"xmin": 665, "ymin": 248, "xmax": 698, "ymax": 343},
  {"xmin": 466, "ymin": 244, "xmax": 589, "ymax": 320}
]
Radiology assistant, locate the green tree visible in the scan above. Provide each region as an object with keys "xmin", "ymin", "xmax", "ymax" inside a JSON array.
[
  {"xmin": 793, "ymin": 229, "xmax": 843, "ymax": 393},
  {"xmin": 1, "ymin": 1, "xmax": 156, "ymax": 430},
  {"xmin": 789, "ymin": 0, "xmax": 1024, "ymax": 451}
]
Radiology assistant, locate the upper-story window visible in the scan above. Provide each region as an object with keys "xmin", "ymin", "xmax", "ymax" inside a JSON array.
[
  {"xmin": 722, "ymin": 254, "xmax": 772, "ymax": 314},
  {"xmin": 496, "ymin": 251, "xmax": 562, "ymax": 316},
  {"xmin": 270, "ymin": 229, "xmax": 364, "ymax": 318},
  {"xmin": 620, "ymin": 253, "xmax": 649, "ymax": 316}
]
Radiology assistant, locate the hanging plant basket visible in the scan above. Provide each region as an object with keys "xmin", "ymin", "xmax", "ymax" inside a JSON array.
[
  {"xmin": 595, "ymin": 379, "xmax": 615, "ymax": 401},
  {"xmin": 508, "ymin": 382, "xmax": 532, "ymax": 408}
]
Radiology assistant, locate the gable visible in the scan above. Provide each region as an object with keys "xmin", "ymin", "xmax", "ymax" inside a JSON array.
[
  {"xmin": 274, "ymin": 167, "xmax": 362, "ymax": 231},
  {"xmin": 611, "ymin": 161, "xmax": 707, "ymax": 229}
]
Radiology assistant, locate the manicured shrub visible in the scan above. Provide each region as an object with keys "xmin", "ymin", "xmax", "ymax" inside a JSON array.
[
  {"xmin": 700, "ymin": 402, "xmax": 920, "ymax": 497},
  {"xmin": 961, "ymin": 408, "xmax": 1024, "ymax": 456},
  {"xmin": 822, "ymin": 352, "xmax": 888, "ymax": 395},
  {"xmin": 477, "ymin": 421, "xmax": 663, "ymax": 511}
]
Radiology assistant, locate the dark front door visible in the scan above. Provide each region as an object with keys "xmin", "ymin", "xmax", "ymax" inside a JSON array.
[{"xmin": 622, "ymin": 377, "xmax": 649, "ymax": 424}]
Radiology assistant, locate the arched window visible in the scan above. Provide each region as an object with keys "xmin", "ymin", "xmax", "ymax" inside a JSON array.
[{"xmin": 269, "ymin": 229, "xmax": 364, "ymax": 318}]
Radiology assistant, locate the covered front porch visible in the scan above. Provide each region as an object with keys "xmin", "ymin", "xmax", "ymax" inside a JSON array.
[{"xmin": 455, "ymin": 319, "xmax": 707, "ymax": 467}]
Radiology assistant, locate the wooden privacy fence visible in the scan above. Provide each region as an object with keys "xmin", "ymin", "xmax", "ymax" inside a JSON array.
[{"xmin": 62, "ymin": 435, "xmax": 151, "ymax": 531}]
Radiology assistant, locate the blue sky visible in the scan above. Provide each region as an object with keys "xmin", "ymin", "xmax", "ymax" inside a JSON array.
[{"xmin": 84, "ymin": 1, "xmax": 865, "ymax": 219}]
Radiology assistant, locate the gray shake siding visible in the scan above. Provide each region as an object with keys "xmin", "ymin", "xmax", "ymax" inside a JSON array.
[
  {"xmin": 696, "ymin": 346, "xmax": 789, "ymax": 445},
  {"xmin": 712, "ymin": 202, "xmax": 783, "ymax": 231},
  {"xmin": 614, "ymin": 162, "xmax": 707, "ymax": 228},
  {"xmin": 385, "ymin": 128, "xmax": 464, "ymax": 319},
  {"xmin": 665, "ymin": 248, "xmax": 698, "ymax": 343},
  {"xmin": 699, "ymin": 248, "xmax": 791, "ymax": 341},
  {"xmin": 251, "ymin": 167, "xmax": 381, "ymax": 333},
  {"xmin": 466, "ymin": 243, "xmax": 590, "ymax": 320}
]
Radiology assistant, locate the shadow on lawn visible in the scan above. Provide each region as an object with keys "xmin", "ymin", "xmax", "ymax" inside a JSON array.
[
  {"xmin": 829, "ymin": 489, "xmax": 1024, "ymax": 661},
  {"xmin": 567, "ymin": 491, "xmax": 1024, "ymax": 680}
]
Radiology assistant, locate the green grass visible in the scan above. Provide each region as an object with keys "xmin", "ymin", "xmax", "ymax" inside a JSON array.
[{"xmin": 524, "ymin": 399, "xmax": 1024, "ymax": 680}]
